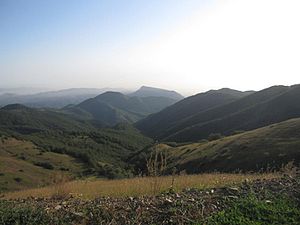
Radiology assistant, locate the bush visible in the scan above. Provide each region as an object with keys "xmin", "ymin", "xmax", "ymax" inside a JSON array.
[
  {"xmin": 14, "ymin": 177, "xmax": 22, "ymax": 183},
  {"xmin": 34, "ymin": 162, "xmax": 54, "ymax": 170}
]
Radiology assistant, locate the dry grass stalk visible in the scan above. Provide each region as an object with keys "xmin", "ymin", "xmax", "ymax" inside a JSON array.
[
  {"xmin": 50, "ymin": 172, "xmax": 71, "ymax": 199},
  {"xmin": 280, "ymin": 161, "xmax": 299, "ymax": 177},
  {"xmin": 146, "ymin": 145, "xmax": 168, "ymax": 194},
  {"xmin": 4, "ymin": 173, "xmax": 280, "ymax": 200}
]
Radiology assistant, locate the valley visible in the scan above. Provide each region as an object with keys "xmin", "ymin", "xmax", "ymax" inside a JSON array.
[{"xmin": 0, "ymin": 84, "xmax": 299, "ymax": 224}]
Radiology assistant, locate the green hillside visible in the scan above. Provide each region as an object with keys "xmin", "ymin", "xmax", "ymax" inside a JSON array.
[
  {"xmin": 136, "ymin": 118, "xmax": 300, "ymax": 174},
  {"xmin": 66, "ymin": 91, "xmax": 178, "ymax": 126},
  {"xmin": 0, "ymin": 105, "xmax": 153, "ymax": 182},
  {"xmin": 137, "ymin": 85, "xmax": 300, "ymax": 142},
  {"xmin": 0, "ymin": 136, "xmax": 85, "ymax": 192},
  {"xmin": 136, "ymin": 88, "xmax": 255, "ymax": 138},
  {"xmin": 167, "ymin": 84, "xmax": 300, "ymax": 142}
]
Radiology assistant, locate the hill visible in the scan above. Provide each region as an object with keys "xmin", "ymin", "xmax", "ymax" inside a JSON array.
[
  {"xmin": 136, "ymin": 88, "xmax": 253, "ymax": 139},
  {"xmin": 66, "ymin": 91, "xmax": 179, "ymax": 126},
  {"xmin": 129, "ymin": 86, "xmax": 184, "ymax": 100},
  {"xmin": 0, "ymin": 105, "xmax": 153, "ymax": 183},
  {"xmin": 134, "ymin": 118, "xmax": 300, "ymax": 173},
  {"xmin": 166, "ymin": 84, "xmax": 300, "ymax": 142},
  {"xmin": 0, "ymin": 136, "xmax": 85, "ymax": 192},
  {"xmin": 137, "ymin": 85, "xmax": 300, "ymax": 142}
]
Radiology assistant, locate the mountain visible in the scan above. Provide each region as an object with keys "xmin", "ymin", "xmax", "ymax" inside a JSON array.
[
  {"xmin": 0, "ymin": 88, "xmax": 125, "ymax": 108},
  {"xmin": 130, "ymin": 86, "xmax": 184, "ymax": 100},
  {"xmin": 165, "ymin": 84, "xmax": 300, "ymax": 142},
  {"xmin": 131, "ymin": 118, "xmax": 300, "ymax": 174},
  {"xmin": 136, "ymin": 88, "xmax": 254, "ymax": 139},
  {"xmin": 65, "ymin": 91, "xmax": 179, "ymax": 126},
  {"xmin": 137, "ymin": 85, "xmax": 300, "ymax": 142},
  {"xmin": 0, "ymin": 104, "xmax": 152, "ymax": 182}
]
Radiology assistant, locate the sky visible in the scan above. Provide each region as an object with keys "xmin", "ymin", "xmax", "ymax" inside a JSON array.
[{"xmin": 1, "ymin": 0, "xmax": 300, "ymax": 95}]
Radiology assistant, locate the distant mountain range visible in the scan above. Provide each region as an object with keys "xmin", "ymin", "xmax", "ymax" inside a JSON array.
[
  {"xmin": 0, "ymin": 86, "xmax": 183, "ymax": 110},
  {"xmin": 0, "ymin": 88, "xmax": 124, "ymax": 108},
  {"xmin": 136, "ymin": 84, "xmax": 300, "ymax": 142},
  {"xmin": 64, "ymin": 87, "xmax": 183, "ymax": 126}
]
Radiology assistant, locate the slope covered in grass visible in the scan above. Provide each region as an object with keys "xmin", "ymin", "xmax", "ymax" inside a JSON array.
[
  {"xmin": 0, "ymin": 137, "xmax": 85, "ymax": 192},
  {"xmin": 167, "ymin": 84, "xmax": 300, "ymax": 142},
  {"xmin": 136, "ymin": 88, "xmax": 253, "ymax": 139},
  {"xmin": 0, "ymin": 105, "xmax": 153, "ymax": 182},
  {"xmin": 137, "ymin": 85, "xmax": 300, "ymax": 142},
  {"xmin": 134, "ymin": 118, "xmax": 300, "ymax": 174},
  {"xmin": 65, "ymin": 91, "xmax": 179, "ymax": 126}
]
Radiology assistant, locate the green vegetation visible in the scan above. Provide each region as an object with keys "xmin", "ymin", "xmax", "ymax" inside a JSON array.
[
  {"xmin": 0, "ymin": 201, "xmax": 80, "ymax": 225},
  {"xmin": 65, "ymin": 91, "xmax": 178, "ymax": 125},
  {"xmin": 0, "ymin": 137, "xmax": 85, "ymax": 192},
  {"xmin": 136, "ymin": 87, "xmax": 255, "ymax": 139},
  {"xmin": 206, "ymin": 195, "xmax": 300, "ymax": 225},
  {"xmin": 137, "ymin": 84, "xmax": 300, "ymax": 142},
  {"xmin": 133, "ymin": 118, "xmax": 300, "ymax": 174},
  {"xmin": 0, "ymin": 105, "xmax": 152, "ymax": 192}
]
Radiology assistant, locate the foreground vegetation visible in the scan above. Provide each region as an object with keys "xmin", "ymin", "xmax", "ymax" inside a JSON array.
[
  {"xmin": 206, "ymin": 194, "xmax": 300, "ymax": 225},
  {"xmin": 0, "ymin": 174, "xmax": 299, "ymax": 225},
  {"xmin": 3, "ymin": 173, "xmax": 278, "ymax": 199}
]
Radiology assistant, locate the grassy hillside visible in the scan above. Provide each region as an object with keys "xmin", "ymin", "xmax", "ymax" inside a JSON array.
[
  {"xmin": 133, "ymin": 118, "xmax": 300, "ymax": 174},
  {"xmin": 167, "ymin": 84, "xmax": 300, "ymax": 142},
  {"xmin": 136, "ymin": 88, "xmax": 254, "ymax": 139},
  {"xmin": 66, "ymin": 91, "xmax": 178, "ymax": 126},
  {"xmin": 137, "ymin": 85, "xmax": 300, "ymax": 142},
  {"xmin": 0, "ymin": 136, "xmax": 85, "ymax": 192},
  {"xmin": 0, "ymin": 105, "xmax": 153, "ymax": 183}
]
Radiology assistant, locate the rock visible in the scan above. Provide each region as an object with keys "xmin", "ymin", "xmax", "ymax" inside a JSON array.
[
  {"xmin": 165, "ymin": 198, "xmax": 173, "ymax": 203},
  {"xmin": 55, "ymin": 205, "xmax": 62, "ymax": 210},
  {"xmin": 229, "ymin": 187, "xmax": 239, "ymax": 192}
]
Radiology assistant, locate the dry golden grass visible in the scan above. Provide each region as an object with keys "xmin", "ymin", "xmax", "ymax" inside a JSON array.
[{"xmin": 4, "ymin": 172, "xmax": 279, "ymax": 199}]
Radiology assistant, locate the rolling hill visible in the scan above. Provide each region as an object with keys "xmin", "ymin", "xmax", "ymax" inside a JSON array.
[
  {"xmin": 0, "ymin": 104, "xmax": 153, "ymax": 184},
  {"xmin": 131, "ymin": 118, "xmax": 300, "ymax": 174},
  {"xmin": 137, "ymin": 85, "xmax": 300, "ymax": 142},
  {"xmin": 136, "ymin": 88, "xmax": 254, "ymax": 139},
  {"xmin": 0, "ymin": 137, "xmax": 85, "ymax": 192},
  {"xmin": 65, "ymin": 91, "xmax": 179, "ymax": 126}
]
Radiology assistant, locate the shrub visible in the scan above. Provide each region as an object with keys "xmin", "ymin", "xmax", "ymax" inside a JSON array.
[
  {"xmin": 208, "ymin": 133, "xmax": 223, "ymax": 141},
  {"xmin": 34, "ymin": 162, "xmax": 54, "ymax": 170},
  {"xmin": 14, "ymin": 177, "xmax": 22, "ymax": 183}
]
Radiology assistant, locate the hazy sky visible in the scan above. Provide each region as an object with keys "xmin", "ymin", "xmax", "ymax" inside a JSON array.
[{"xmin": 1, "ymin": 0, "xmax": 300, "ymax": 95}]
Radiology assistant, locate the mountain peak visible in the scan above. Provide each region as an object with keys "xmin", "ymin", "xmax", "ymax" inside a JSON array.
[{"xmin": 130, "ymin": 86, "xmax": 184, "ymax": 100}]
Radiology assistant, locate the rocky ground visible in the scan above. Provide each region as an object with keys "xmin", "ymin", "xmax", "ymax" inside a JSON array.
[{"xmin": 0, "ymin": 175, "xmax": 300, "ymax": 225}]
